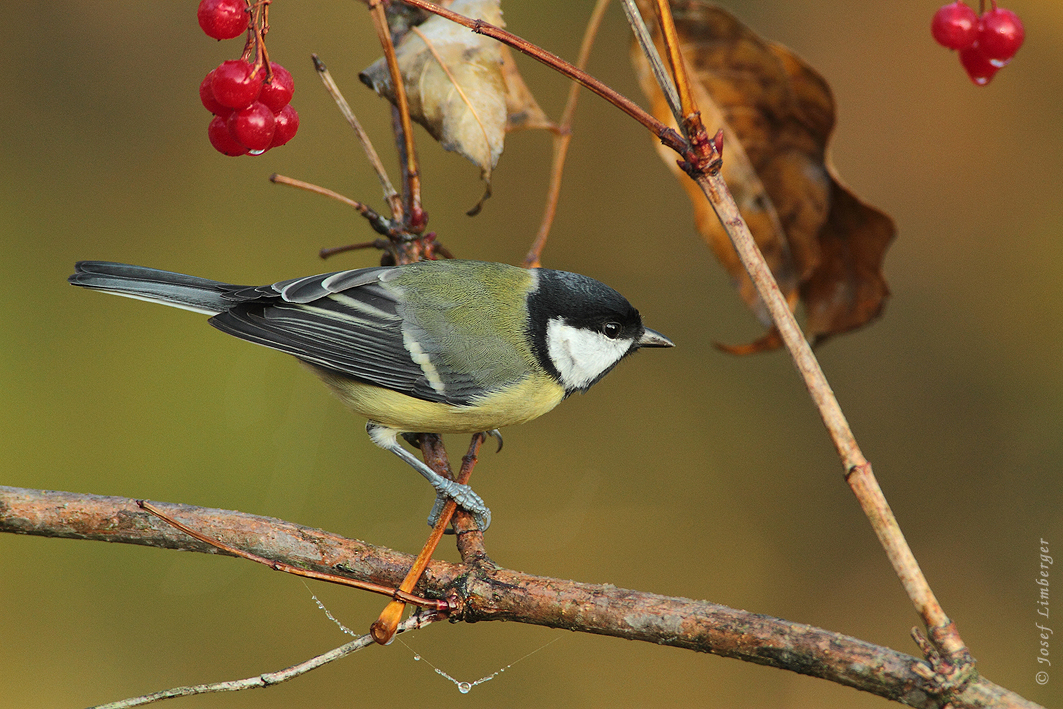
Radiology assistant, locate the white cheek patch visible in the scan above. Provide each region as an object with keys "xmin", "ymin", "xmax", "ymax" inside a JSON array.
[{"xmin": 546, "ymin": 318, "xmax": 634, "ymax": 391}]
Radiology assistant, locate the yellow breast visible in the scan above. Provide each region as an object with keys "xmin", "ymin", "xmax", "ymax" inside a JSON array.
[{"xmin": 309, "ymin": 365, "xmax": 565, "ymax": 434}]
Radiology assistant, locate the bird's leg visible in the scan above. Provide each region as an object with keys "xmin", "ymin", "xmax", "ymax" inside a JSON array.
[
  {"xmin": 366, "ymin": 423, "xmax": 491, "ymax": 531},
  {"xmin": 426, "ymin": 430, "xmax": 500, "ymax": 534},
  {"xmin": 372, "ymin": 431, "xmax": 488, "ymax": 645}
]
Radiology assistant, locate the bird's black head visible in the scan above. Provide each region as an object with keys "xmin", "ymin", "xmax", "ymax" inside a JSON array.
[{"xmin": 526, "ymin": 269, "xmax": 672, "ymax": 394}]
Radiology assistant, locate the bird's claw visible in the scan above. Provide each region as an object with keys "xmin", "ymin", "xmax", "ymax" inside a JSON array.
[
  {"xmin": 427, "ymin": 481, "xmax": 491, "ymax": 532},
  {"xmin": 485, "ymin": 429, "xmax": 503, "ymax": 453}
]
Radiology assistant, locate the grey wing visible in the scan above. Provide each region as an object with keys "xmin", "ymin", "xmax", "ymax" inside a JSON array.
[{"xmin": 209, "ymin": 268, "xmax": 461, "ymax": 404}]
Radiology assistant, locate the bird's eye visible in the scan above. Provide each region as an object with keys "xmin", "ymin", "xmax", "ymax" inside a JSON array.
[{"xmin": 601, "ymin": 322, "xmax": 622, "ymax": 339}]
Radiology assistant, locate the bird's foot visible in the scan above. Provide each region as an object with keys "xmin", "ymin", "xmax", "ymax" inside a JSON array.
[{"xmin": 427, "ymin": 480, "xmax": 491, "ymax": 532}]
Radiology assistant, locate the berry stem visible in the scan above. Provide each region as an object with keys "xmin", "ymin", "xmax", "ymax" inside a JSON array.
[
  {"xmin": 239, "ymin": 0, "xmax": 272, "ymax": 78},
  {"xmin": 256, "ymin": 1, "xmax": 273, "ymax": 81}
]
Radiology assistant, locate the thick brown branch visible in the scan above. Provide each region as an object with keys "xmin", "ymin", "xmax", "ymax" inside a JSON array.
[
  {"xmin": 0, "ymin": 486, "xmax": 419, "ymax": 589},
  {"xmin": 0, "ymin": 487, "xmax": 1041, "ymax": 709}
]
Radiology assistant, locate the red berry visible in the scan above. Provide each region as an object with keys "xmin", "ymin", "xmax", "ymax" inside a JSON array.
[
  {"xmin": 208, "ymin": 115, "xmax": 247, "ymax": 156},
  {"xmin": 959, "ymin": 43, "xmax": 1000, "ymax": 85},
  {"xmin": 259, "ymin": 63, "xmax": 295, "ymax": 114},
  {"xmin": 227, "ymin": 102, "xmax": 275, "ymax": 152},
  {"xmin": 211, "ymin": 60, "xmax": 261, "ymax": 109},
  {"xmin": 931, "ymin": 2, "xmax": 978, "ymax": 50},
  {"xmin": 197, "ymin": 0, "xmax": 247, "ymax": 41},
  {"xmin": 199, "ymin": 70, "xmax": 231, "ymax": 116},
  {"xmin": 978, "ymin": 7, "xmax": 1025, "ymax": 65},
  {"xmin": 270, "ymin": 105, "xmax": 299, "ymax": 148}
]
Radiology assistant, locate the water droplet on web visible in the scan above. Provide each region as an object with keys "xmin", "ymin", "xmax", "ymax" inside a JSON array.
[{"xmin": 399, "ymin": 632, "xmax": 561, "ymax": 694}]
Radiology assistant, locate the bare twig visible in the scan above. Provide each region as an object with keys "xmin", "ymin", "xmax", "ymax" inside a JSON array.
[
  {"xmin": 89, "ymin": 612, "xmax": 439, "ymax": 709},
  {"xmin": 648, "ymin": 0, "xmax": 696, "ymax": 126},
  {"xmin": 311, "ymin": 53, "xmax": 403, "ymax": 218},
  {"xmin": 137, "ymin": 500, "xmax": 447, "ymax": 611},
  {"xmin": 522, "ymin": 0, "xmax": 611, "ymax": 268},
  {"xmin": 242, "ymin": 1, "xmax": 273, "ymax": 79},
  {"xmin": 366, "ymin": 0, "xmax": 427, "ymax": 233},
  {"xmin": 620, "ymin": 0, "xmax": 681, "ymax": 124},
  {"xmin": 269, "ymin": 173, "xmax": 400, "ymax": 237},
  {"xmin": 451, "ymin": 434, "xmax": 490, "ymax": 559},
  {"xmin": 318, "ymin": 239, "xmax": 391, "ymax": 260},
  {"xmin": 692, "ymin": 166, "xmax": 961, "ymax": 640}
]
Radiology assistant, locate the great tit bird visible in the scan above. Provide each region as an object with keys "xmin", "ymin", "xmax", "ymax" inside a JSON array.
[{"xmin": 69, "ymin": 259, "xmax": 673, "ymax": 530}]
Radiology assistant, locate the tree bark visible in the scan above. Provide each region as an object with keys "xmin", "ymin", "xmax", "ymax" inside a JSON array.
[{"xmin": 0, "ymin": 486, "xmax": 1041, "ymax": 709}]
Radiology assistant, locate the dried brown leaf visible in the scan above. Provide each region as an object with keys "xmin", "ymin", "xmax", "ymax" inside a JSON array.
[
  {"xmin": 361, "ymin": 0, "xmax": 507, "ymax": 184},
  {"xmin": 632, "ymin": 0, "xmax": 895, "ymax": 349}
]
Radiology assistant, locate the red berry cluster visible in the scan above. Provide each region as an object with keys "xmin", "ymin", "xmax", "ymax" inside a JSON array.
[
  {"xmin": 196, "ymin": 0, "xmax": 300, "ymax": 156},
  {"xmin": 931, "ymin": 1, "xmax": 1025, "ymax": 85}
]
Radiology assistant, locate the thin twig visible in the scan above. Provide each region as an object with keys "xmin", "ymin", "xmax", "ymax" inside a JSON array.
[
  {"xmin": 451, "ymin": 433, "xmax": 490, "ymax": 559},
  {"xmin": 367, "ymin": 0, "xmax": 427, "ymax": 233},
  {"xmin": 268, "ymin": 173, "xmax": 401, "ymax": 238},
  {"xmin": 242, "ymin": 1, "xmax": 273, "ymax": 76},
  {"xmin": 649, "ymin": 0, "xmax": 696, "ymax": 122},
  {"xmin": 89, "ymin": 612, "xmax": 439, "ymax": 709},
  {"xmin": 692, "ymin": 169, "xmax": 956, "ymax": 630},
  {"xmin": 620, "ymin": 0, "xmax": 681, "ymax": 124},
  {"xmin": 138, "ymin": 501, "xmax": 448, "ymax": 611},
  {"xmin": 311, "ymin": 54, "xmax": 403, "ymax": 218},
  {"xmin": 522, "ymin": 0, "xmax": 611, "ymax": 268},
  {"xmin": 269, "ymin": 173, "xmax": 376, "ymax": 212},
  {"xmin": 318, "ymin": 239, "xmax": 391, "ymax": 260},
  {"xmin": 644, "ymin": 1, "xmax": 715, "ymax": 175}
]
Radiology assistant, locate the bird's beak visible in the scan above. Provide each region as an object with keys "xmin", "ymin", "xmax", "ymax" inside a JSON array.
[{"xmin": 638, "ymin": 328, "xmax": 674, "ymax": 348}]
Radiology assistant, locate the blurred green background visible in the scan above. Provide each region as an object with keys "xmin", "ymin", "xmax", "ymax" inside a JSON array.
[{"xmin": 2, "ymin": 1, "xmax": 1061, "ymax": 707}]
